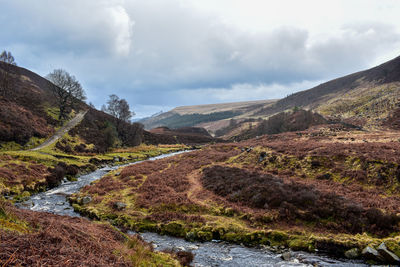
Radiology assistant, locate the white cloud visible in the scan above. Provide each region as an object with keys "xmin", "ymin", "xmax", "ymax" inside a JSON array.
[{"xmin": 108, "ymin": 5, "xmax": 134, "ymax": 56}]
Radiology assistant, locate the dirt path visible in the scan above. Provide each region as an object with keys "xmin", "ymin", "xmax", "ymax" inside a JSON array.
[
  {"xmin": 30, "ymin": 110, "xmax": 87, "ymax": 151},
  {"xmin": 186, "ymin": 170, "xmax": 224, "ymax": 209}
]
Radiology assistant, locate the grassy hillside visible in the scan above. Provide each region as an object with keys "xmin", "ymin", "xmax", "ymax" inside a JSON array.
[{"xmin": 255, "ymin": 55, "xmax": 400, "ymax": 128}]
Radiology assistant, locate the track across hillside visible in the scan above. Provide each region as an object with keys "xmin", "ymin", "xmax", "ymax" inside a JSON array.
[{"xmin": 30, "ymin": 110, "xmax": 87, "ymax": 151}]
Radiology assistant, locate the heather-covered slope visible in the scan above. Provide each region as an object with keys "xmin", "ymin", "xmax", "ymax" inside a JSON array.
[
  {"xmin": 0, "ymin": 62, "xmax": 148, "ymax": 152},
  {"xmin": 228, "ymin": 109, "xmax": 328, "ymax": 141},
  {"xmin": 146, "ymin": 126, "xmax": 216, "ymax": 145},
  {"xmin": 0, "ymin": 62, "xmax": 59, "ymax": 147},
  {"xmin": 0, "ymin": 201, "xmax": 180, "ymax": 266},
  {"xmin": 70, "ymin": 126, "xmax": 400, "ymax": 263},
  {"xmin": 0, "ymin": 63, "xmax": 215, "ymax": 152},
  {"xmin": 255, "ymin": 55, "xmax": 400, "ymax": 128}
]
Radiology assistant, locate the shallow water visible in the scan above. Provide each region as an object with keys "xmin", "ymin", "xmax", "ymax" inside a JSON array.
[
  {"xmin": 138, "ymin": 232, "xmax": 368, "ymax": 267},
  {"xmin": 19, "ymin": 151, "xmax": 368, "ymax": 267}
]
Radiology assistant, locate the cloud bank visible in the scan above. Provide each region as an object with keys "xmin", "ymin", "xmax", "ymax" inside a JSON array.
[{"xmin": 0, "ymin": 0, "xmax": 399, "ymax": 117}]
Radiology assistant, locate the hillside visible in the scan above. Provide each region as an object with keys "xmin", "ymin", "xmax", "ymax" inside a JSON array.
[
  {"xmin": 0, "ymin": 63, "xmax": 217, "ymax": 152},
  {"xmin": 139, "ymin": 99, "xmax": 276, "ymax": 131},
  {"xmin": 141, "ymin": 55, "xmax": 400, "ymax": 139},
  {"xmin": 231, "ymin": 109, "xmax": 328, "ymax": 141},
  {"xmin": 255, "ymin": 55, "xmax": 400, "ymax": 127}
]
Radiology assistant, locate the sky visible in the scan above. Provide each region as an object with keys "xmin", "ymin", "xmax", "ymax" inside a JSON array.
[{"xmin": 1, "ymin": 0, "xmax": 400, "ymax": 118}]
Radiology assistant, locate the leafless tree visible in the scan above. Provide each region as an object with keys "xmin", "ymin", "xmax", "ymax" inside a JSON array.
[
  {"xmin": 46, "ymin": 69, "xmax": 86, "ymax": 121},
  {"xmin": 0, "ymin": 50, "xmax": 17, "ymax": 97},
  {"xmin": 102, "ymin": 94, "xmax": 135, "ymax": 123}
]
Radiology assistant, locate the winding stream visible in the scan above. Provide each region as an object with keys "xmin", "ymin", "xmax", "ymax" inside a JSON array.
[{"xmin": 18, "ymin": 151, "xmax": 369, "ymax": 267}]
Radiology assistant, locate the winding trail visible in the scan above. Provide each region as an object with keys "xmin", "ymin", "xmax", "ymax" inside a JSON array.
[{"xmin": 30, "ymin": 110, "xmax": 87, "ymax": 151}]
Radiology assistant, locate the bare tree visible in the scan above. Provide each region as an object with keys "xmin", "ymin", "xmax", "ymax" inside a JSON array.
[
  {"xmin": 46, "ymin": 69, "xmax": 86, "ymax": 120},
  {"xmin": 102, "ymin": 94, "xmax": 135, "ymax": 123},
  {"xmin": 0, "ymin": 50, "xmax": 17, "ymax": 97}
]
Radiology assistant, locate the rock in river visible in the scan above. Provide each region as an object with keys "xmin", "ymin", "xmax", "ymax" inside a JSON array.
[
  {"xmin": 361, "ymin": 246, "xmax": 380, "ymax": 261},
  {"xmin": 344, "ymin": 248, "xmax": 360, "ymax": 259},
  {"xmin": 281, "ymin": 251, "xmax": 292, "ymax": 261},
  {"xmin": 377, "ymin": 242, "xmax": 400, "ymax": 264}
]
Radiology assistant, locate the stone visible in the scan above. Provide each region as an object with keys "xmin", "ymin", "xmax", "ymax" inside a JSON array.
[
  {"xmin": 81, "ymin": 196, "xmax": 92, "ymax": 205},
  {"xmin": 113, "ymin": 202, "xmax": 127, "ymax": 210},
  {"xmin": 185, "ymin": 231, "xmax": 196, "ymax": 242},
  {"xmin": 344, "ymin": 248, "xmax": 360, "ymax": 259},
  {"xmin": 269, "ymin": 246, "xmax": 279, "ymax": 252},
  {"xmin": 281, "ymin": 252, "xmax": 292, "ymax": 261},
  {"xmin": 361, "ymin": 246, "xmax": 380, "ymax": 260},
  {"xmin": 113, "ymin": 156, "xmax": 120, "ymax": 162},
  {"xmin": 316, "ymin": 173, "xmax": 332, "ymax": 180},
  {"xmin": 258, "ymin": 152, "xmax": 267, "ymax": 162},
  {"xmin": 377, "ymin": 242, "xmax": 400, "ymax": 264}
]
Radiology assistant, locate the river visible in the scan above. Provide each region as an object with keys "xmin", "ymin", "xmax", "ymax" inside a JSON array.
[{"xmin": 18, "ymin": 151, "xmax": 369, "ymax": 267}]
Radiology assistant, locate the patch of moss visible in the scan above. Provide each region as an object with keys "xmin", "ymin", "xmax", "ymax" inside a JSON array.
[
  {"xmin": 123, "ymin": 237, "xmax": 180, "ymax": 266},
  {"xmin": 0, "ymin": 200, "xmax": 30, "ymax": 233},
  {"xmin": 0, "ymin": 141, "xmax": 22, "ymax": 151}
]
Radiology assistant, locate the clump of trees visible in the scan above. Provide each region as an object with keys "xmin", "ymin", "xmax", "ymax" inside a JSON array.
[
  {"xmin": 46, "ymin": 69, "xmax": 86, "ymax": 121},
  {"xmin": 100, "ymin": 94, "xmax": 140, "ymax": 149},
  {"xmin": 0, "ymin": 50, "xmax": 17, "ymax": 98},
  {"xmin": 101, "ymin": 94, "xmax": 135, "ymax": 123}
]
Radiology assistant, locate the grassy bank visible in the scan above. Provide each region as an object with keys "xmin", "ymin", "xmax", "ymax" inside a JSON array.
[{"xmin": 0, "ymin": 143, "xmax": 188, "ymax": 200}]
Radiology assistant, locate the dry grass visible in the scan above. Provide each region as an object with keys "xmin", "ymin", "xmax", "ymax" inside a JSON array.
[{"xmin": 0, "ymin": 203, "xmax": 179, "ymax": 266}]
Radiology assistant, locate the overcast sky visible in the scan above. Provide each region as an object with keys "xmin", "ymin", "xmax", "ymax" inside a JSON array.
[{"xmin": 1, "ymin": 0, "xmax": 400, "ymax": 118}]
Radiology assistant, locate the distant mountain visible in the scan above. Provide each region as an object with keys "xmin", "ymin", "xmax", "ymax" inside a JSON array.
[
  {"xmin": 139, "ymin": 99, "xmax": 277, "ymax": 132},
  {"xmin": 141, "ymin": 55, "xmax": 400, "ymax": 137}
]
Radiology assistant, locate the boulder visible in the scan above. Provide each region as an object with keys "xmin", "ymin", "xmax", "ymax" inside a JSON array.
[
  {"xmin": 344, "ymin": 248, "xmax": 360, "ymax": 259},
  {"xmin": 361, "ymin": 246, "xmax": 380, "ymax": 261},
  {"xmin": 281, "ymin": 251, "xmax": 292, "ymax": 261},
  {"xmin": 113, "ymin": 202, "xmax": 127, "ymax": 211},
  {"xmin": 377, "ymin": 242, "xmax": 400, "ymax": 264},
  {"xmin": 185, "ymin": 231, "xmax": 196, "ymax": 242},
  {"xmin": 81, "ymin": 196, "xmax": 92, "ymax": 205}
]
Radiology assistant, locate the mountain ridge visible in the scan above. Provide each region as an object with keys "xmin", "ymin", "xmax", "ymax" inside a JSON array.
[{"xmin": 140, "ymin": 55, "xmax": 400, "ymax": 136}]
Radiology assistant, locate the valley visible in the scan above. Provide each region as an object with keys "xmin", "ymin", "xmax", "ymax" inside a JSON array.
[{"xmin": 1, "ymin": 55, "xmax": 400, "ymax": 266}]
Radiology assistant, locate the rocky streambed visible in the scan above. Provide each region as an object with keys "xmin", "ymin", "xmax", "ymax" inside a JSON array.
[{"xmin": 18, "ymin": 151, "xmax": 372, "ymax": 266}]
